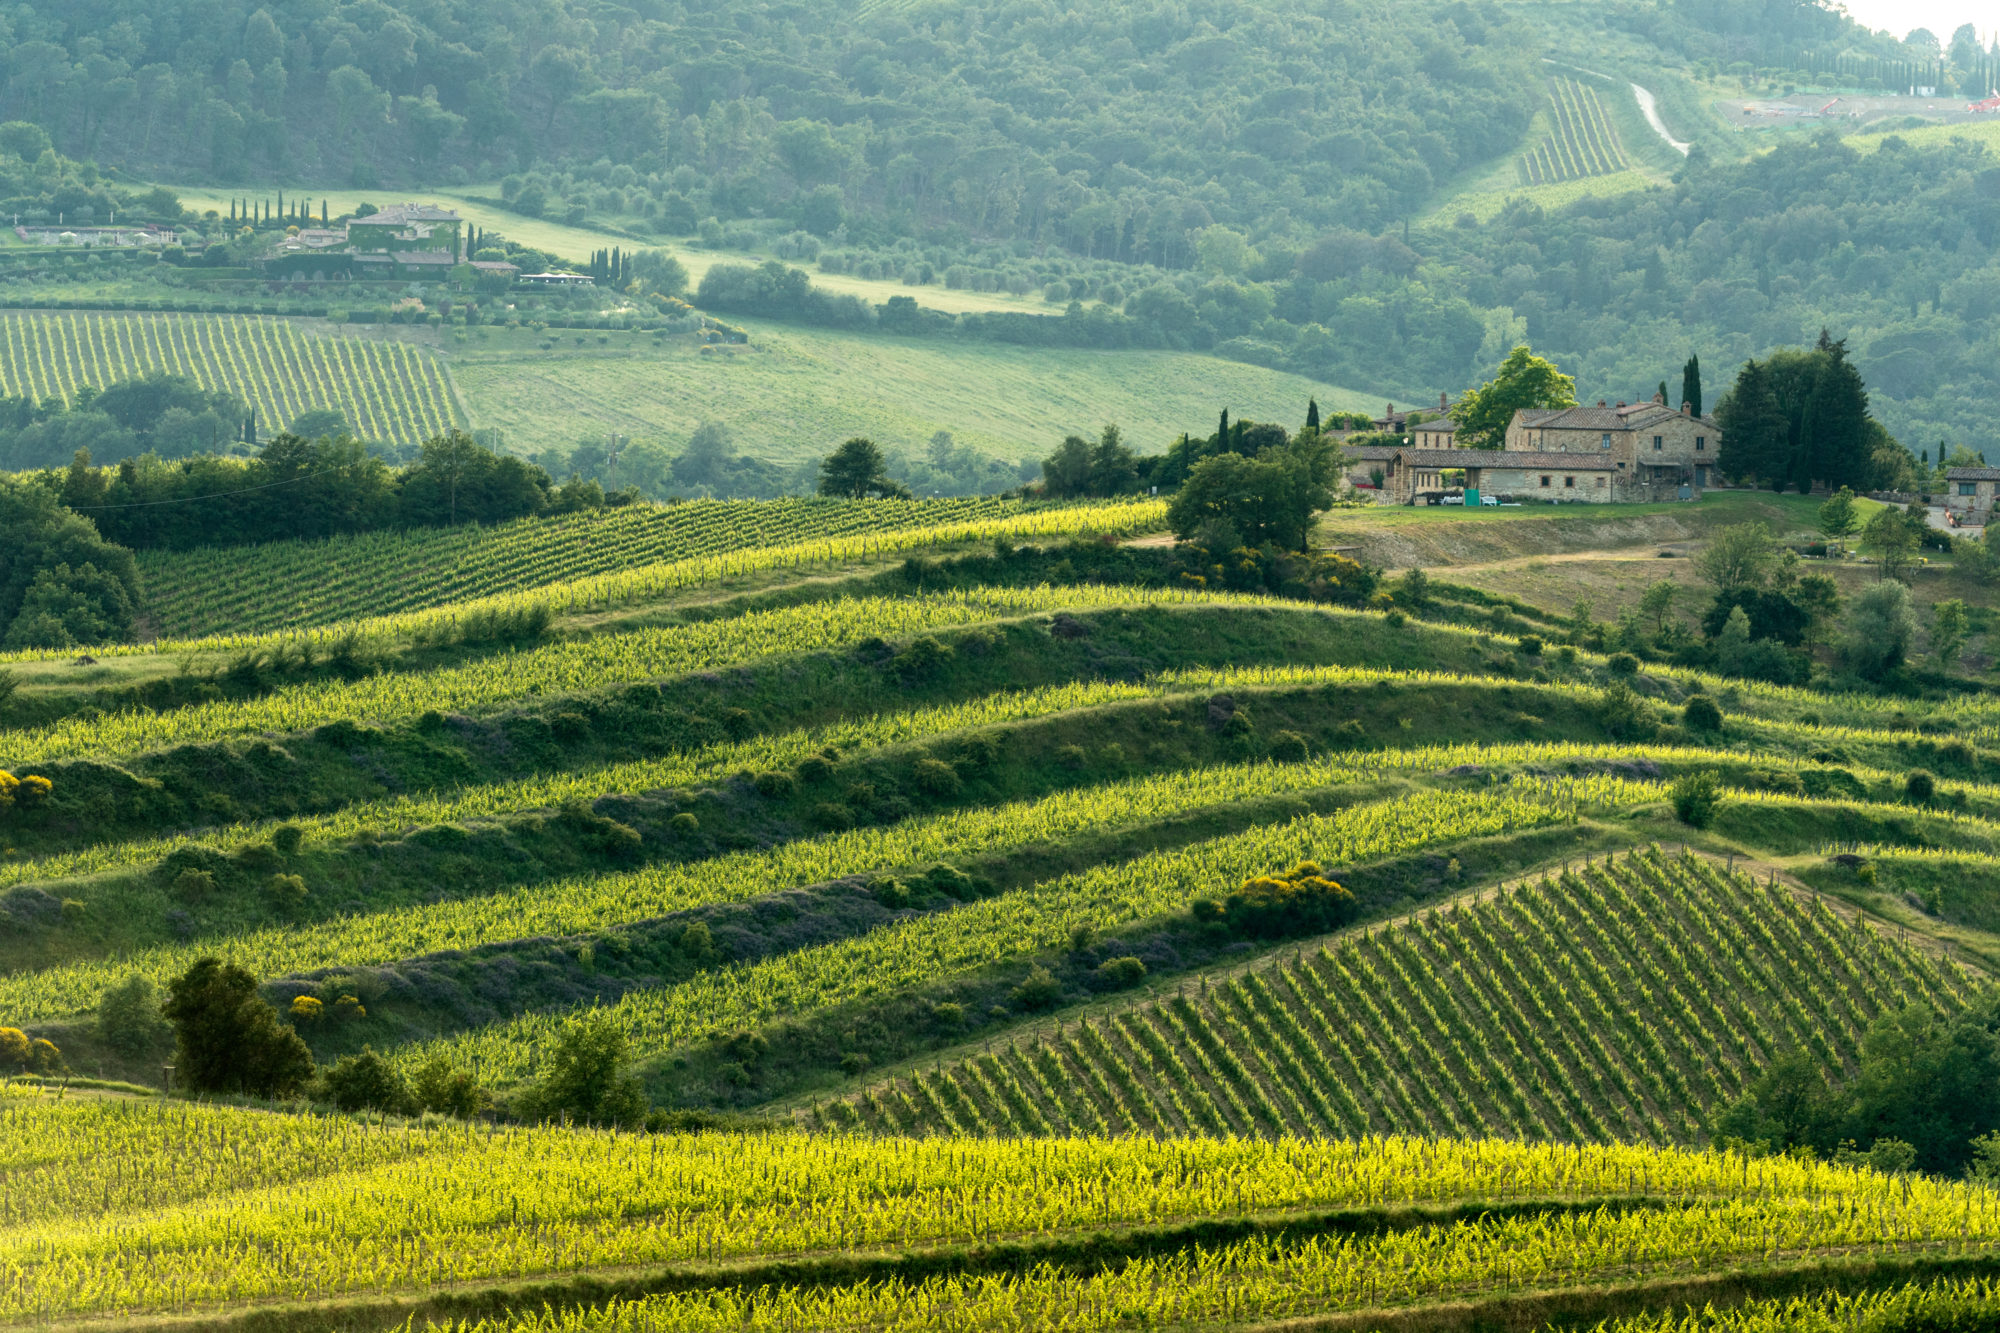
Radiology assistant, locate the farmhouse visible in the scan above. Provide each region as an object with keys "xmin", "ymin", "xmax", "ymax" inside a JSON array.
[
  {"xmin": 261, "ymin": 204, "xmax": 465, "ymax": 280},
  {"xmin": 1505, "ymin": 393, "xmax": 1718, "ymax": 493},
  {"xmin": 1945, "ymin": 466, "xmax": 2000, "ymax": 524}
]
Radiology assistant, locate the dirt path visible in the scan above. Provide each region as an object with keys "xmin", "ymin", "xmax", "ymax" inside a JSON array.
[{"xmin": 1437, "ymin": 549, "xmax": 1692, "ymax": 576}]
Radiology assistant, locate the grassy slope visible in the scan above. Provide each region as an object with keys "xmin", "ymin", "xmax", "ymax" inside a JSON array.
[{"xmin": 450, "ymin": 317, "xmax": 1371, "ymax": 466}]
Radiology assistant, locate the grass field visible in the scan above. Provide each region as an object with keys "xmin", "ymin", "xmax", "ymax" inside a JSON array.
[
  {"xmin": 450, "ymin": 317, "xmax": 1372, "ymax": 464},
  {"xmin": 7, "ymin": 487, "xmax": 2000, "ymax": 1333},
  {"xmin": 0, "ymin": 309, "xmax": 460, "ymax": 444}
]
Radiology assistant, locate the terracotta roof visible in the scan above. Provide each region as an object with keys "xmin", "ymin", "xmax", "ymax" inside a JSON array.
[
  {"xmin": 1344, "ymin": 444, "xmax": 1404, "ymax": 460},
  {"xmin": 1396, "ymin": 447, "xmax": 1616, "ymax": 470},
  {"xmin": 1516, "ymin": 402, "xmax": 1718, "ymax": 432},
  {"xmin": 1946, "ymin": 467, "xmax": 2000, "ymax": 481}
]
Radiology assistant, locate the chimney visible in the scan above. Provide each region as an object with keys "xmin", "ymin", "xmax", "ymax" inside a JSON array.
[
  {"xmin": 1597, "ymin": 400, "xmax": 1607, "ymax": 408},
  {"xmin": 1616, "ymin": 401, "xmax": 1626, "ymax": 408},
  {"xmin": 1439, "ymin": 391, "xmax": 1448, "ymax": 410},
  {"xmin": 1680, "ymin": 401, "xmax": 1691, "ymax": 414},
  {"xmin": 1654, "ymin": 390, "xmax": 1666, "ymax": 405}
]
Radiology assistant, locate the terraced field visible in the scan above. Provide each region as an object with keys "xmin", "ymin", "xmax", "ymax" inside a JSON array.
[
  {"xmin": 4, "ymin": 496, "xmax": 1999, "ymax": 1333},
  {"xmin": 1519, "ymin": 77, "xmax": 1632, "ymax": 185},
  {"xmin": 131, "ymin": 496, "xmax": 1164, "ymax": 639},
  {"xmin": 827, "ymin": 849, "xmax": 1970, "ymax": 1142},
  {"xmin": 0, "ymin": 310, "xmax": 459, "ymax": 445}
]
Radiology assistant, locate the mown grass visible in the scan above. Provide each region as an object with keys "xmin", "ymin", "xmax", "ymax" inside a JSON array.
[{"xmin": 450, "ymin": 316, "xmax": 1372, "ymax": 465}]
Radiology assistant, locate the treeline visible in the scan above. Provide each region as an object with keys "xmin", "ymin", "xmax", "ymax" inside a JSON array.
[
  {"xmin": 53, "ymin": 430, "xmax": 613, "ymax": 552},
  {"xmin": 1, "ymin": 424, "xmax": 622, "ymax": 646},
  {"xmin": 0, "ymin": 376, "xmax": 249, "ymax": 473}
]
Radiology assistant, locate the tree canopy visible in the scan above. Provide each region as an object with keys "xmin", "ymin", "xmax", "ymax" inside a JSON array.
[{"xmin": 1450, "ymin": 346, "xmax": 1578, "ymax": 449}]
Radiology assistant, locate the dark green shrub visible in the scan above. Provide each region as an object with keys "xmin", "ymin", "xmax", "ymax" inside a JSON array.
[
  {"xmin": 1269, "ymin": 730, "xmax": 1309, "ymax": 763},
  {"xmin": 171, "ymin": 869, "xmax": 216, "ymax": 901},
  {"xmin": 265, "ymin": 873, "xmax": 309, "ymax": 914},
  {"xmin": 872, "ymin": 877, "xmax": 911, "ymax": 908},
  {"xmin": 1516, "ymin": 634, "xmax": 1543, "ymax": 657},
  {"xmin": 1683, "ymin": 695, "xmax": 1723, "ymax": 732},
  {"xmin": 1906, "ymin": 769, "xmax": 1937, "ymax": 805},
  {"xmin": 409, "ymin": 1053, "xmax": 490, "ymax": 1117},
  {"xmin": 1010, "ymin": 965, "xmax": 1064, "ymax": 1010},
  {"xmin": 1607, "ymin": 652, "xmax": 1639, "ymax": 676},
  {"xmin": 670, "ymin": 812, "xmax": 699, "ymax": 835},
  {"xmin": 1096, "ymin": 956, "xmax": 1147, "ymax": 989},
  {"xmin": 752, "ymin": 770, "xmax": 795, "ymax": 799},
  {"xmin": 810, "ymin": 801, "xmax": 853, "ymax": 830},
  {"xmin": 1057, "ymin": 744, "xmax": 1087, "ymax": 770},
  {"xmin": 1331, "ymin": 719, "xmax": 1371, "ymax": 749},
  {"xmin": 317, "ymin": 1047, "xmax": 411, "ymax": 1113},
  {"xmin": 1671, "ymin": 771, "xmax": 1722, "ymax": 828},
  {"xmin": 271, "ymin": 824, "xmax": 305, "ymax": 857},
  {"xmin": 795, "ymin": 755, "xmax": 833, "ymax": 784},
  {"xmin": 912, "ymin": 757, "xmax": 961, "ymax": 796}
]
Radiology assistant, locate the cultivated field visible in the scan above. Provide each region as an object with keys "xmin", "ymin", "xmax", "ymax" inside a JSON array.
[
  {"xmin": 449, "ymin": 319, "xmax": 1370, "ymax": 467},
  {"xmin": 4, "ymin": 491, "xmax": 1999, "ymax": 1333},
  {"xmin": 0, "ymin": 310, "xmax": 460, "ymax": 444},
  {"xmin": 1520, "ymin": 77, "xmax": 1634, "ymax": 184}
]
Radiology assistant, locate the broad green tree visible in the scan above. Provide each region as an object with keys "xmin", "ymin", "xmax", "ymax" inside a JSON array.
[
  {"xmin": 817, "ymin": 437, "xmax": 909, "ymax": 499},
  {"xmin": 1166, "ymin": 435, "xmax": 1338, "ymax": 551},
  {"xmin": 1931, "ymin": 598, "xmax": 1970, "ymax": 669},
  {"xmin": 1817, "ymin": 486, "xmax": 1860, "ymax": 542},
  {"xmin": 1450, "ymin": 345, "xmax": 1577, "ymax": 449},
  {"xmin": 1694, "ymin": 523, "xmax": 1775, "ymax": 594}
]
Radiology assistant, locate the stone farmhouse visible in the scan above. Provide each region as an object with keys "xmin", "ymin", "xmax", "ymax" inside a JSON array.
[
  {"xmin": 1944, "ymin": 466, "xmax": 2000, "ymax": 525},
  {"xmin": 261, "ymin": 204, "xmax": 464, "ymax": 280},
  {"xmin": 1369, "ymin": 391, "xmax": 1720, "ymax": 504}
]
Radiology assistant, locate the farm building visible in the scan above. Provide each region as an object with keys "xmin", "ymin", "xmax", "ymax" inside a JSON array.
[
  {"xmin": 1380, "ymin": 448, "xmax": 1621, "ymax": 503},
  {"xmin": 260, "ymin": 204, "xmax": 465, "ymax": 280},
  {"xmin": 1505, "ymin": 394, "xmax": 1718, "ymax": 492},
  {"xmin": 1945, "ymin": 466, "xmax": 2000, "ymax": 524}
]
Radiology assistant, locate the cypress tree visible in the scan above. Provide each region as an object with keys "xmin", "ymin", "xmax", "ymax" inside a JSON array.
[
  {"xmin": 1808, "ymin": 331, "xmax": 1870, "ymax": 490},
  {"xmin": 1715, "ymin": 356, "xmax": 1785, "ymax": 483},
  {"xmin": 1305, "ymin": 398, "xmax": 1320, "ymax": 432},
  {"xmin": 1657, "ymin": 379, "xmax": 1669, "ymax": 403},
  {"xmin": 1681, "ymin": 353, "xmax": 1703, "ymax": 416},
  {"xmin": 1217, "ymin": 409, "xmax": 1228, "ymax": 448}
]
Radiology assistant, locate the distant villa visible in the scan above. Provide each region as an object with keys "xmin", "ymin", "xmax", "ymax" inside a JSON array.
[{"xmin": 262, "ymin": 203, "xmax": 465, "ymax": 281}]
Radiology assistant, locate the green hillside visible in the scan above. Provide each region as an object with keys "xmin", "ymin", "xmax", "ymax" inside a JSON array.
[
  {"xmin": 446, "ymin": 318, "xmax": 1376, "ymax": 471},
  {"xmin": 6, "ymin": 485, "xmax": 2000, "ymax": 1331}
]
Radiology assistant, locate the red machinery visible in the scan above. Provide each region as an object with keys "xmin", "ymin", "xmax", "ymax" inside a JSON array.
[{"xmin": 1970, "ymin": 96, "xmax": 2000, "ymax": 114}]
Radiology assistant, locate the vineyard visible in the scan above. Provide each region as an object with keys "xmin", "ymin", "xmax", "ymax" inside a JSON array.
[
  {"xmin": 4, "ymin": 1086, "xmax": 1999, "ymax": 1329},
  {"xmin": 1519, "ymin": 77, "xmax": 1632, "ymax": 185},
  {"xmin": 823, "ymin": 849, "xmax": 1971, "ymax": 1142},
  {"xmin": 0, "ymin": 310, "xmax": 460, "ymax": 445},
  {"xmin": 5, "ymin": 492, "xmax": 2000, "ymax": 1333},
  {"xmin": 131, "ymin": 496, "xmax": 1167, "ymax": 638}
]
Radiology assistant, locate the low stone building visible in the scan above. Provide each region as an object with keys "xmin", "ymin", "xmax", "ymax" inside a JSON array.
[
  {"xmin": 1380, "ymin": 447, "xmax": 1621, "ymax": 503},
  {"xmin": 1944, "ymin": 467, "xmax": 2000, "ymax": 524},
  {"xmin": 1342, "ymin": 443, "xmax": 1402, "ymax": 492}
]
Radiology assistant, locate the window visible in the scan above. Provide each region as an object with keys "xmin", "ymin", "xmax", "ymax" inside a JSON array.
[
  {"xmin": 1596, "ymin": 476, "xmax": 1606, "ymax": 487},
  {"xmin": 1564, "ymin": 476, "xmax": 1575, "ymax": 488},
  {"xmin": 1961, "ymin": 482, "xmax": 1979, "ymax": 496},
  {"xmin": 1695, "ymin": 437, "xmax": 1706, "ymax": 451},
  {"xmin": 1600, "ymin": 433, "xmax": 1612, "ymax": 449},
  {"xmin": 1540, "ymin": 475, "xmax": 1551, "ymax": 487},
  {"xmin": 1653, "ymin": 436, "xmax": 1663, "ymax": 450}
]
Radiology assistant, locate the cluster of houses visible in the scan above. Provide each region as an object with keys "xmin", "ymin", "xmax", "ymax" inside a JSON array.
[
  {"xmin": 1342, "ymin": 391, "xmax": 1720, "ymax": 505},
  {"xmin": 258, "ymin": 204, "xmax": 584, "ymax": 287}
]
